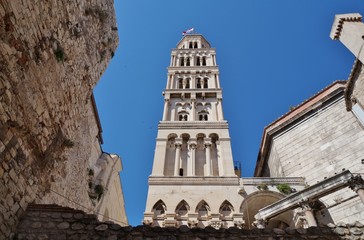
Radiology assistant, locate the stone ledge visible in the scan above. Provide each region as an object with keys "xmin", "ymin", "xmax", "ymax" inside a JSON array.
[{"xmin": 148, "ymin": 176, "xmax": 240, "ymax": 185}]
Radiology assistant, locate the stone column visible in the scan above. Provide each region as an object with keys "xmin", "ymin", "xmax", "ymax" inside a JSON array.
[
  {"xmin": 162, "ymin": 99, "xmax": 169, "ymax": 121},
  {"xmin": 216, "ymin": 74, "xmax": 221, "ymax": 88},
  {"xmin": 216, "ymin": 141, "xmax": 224, "ymax": 176},
  {"xmin": 217, "ymin": 98, "xmax": 224, "ymax": 121},
  {"xmin": 349, "ymin": 175, "xmax": 364, "ymax": 204},
  {"xmin": 299, "ymin": 200, "xmax": 317, "ymax": 227},
  {"xmin": 191, "ymin": 99, "xmax": 196, "ymax": 121},
  {"xmin": 205, "ymin": 140, "xmax": 212, "ymax": 176},
  {"xmin": 188, "ymin": 142, "xmax": 197, "ymax": 176},
  {"xmin": 174, "ymin": 143, "xmax": 182, "ymax": 176}
]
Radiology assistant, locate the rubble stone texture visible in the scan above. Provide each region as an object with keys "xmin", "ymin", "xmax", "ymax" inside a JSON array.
[
  {"xmin": 0, "ymin": 0, "xmax": 118, "ymax": 238},
  {"xmin": 15, "ymin": 204, "xmax": 362, "ymax": 240}
]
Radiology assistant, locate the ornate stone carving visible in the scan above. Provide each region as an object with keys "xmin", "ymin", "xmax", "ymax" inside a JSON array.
[
  {"xmin": 253, "ymin": 219, "xmax": 267, "ymax": 229},
  {"xmin": 348, "ymin": 175, "xmax": 364, "ymax": 192},
  {"xmin": 188, "ymin": 220, "xmax": 198, "ymax": 227},
  {"xmin": 209, "ymin": 220, "xmax": 223, "ymax": 229},
  {"xmin": 233, "ymin": 220, "xmax": 245, "ymax": 229}
]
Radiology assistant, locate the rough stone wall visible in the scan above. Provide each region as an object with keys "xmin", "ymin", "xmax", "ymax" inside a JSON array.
[
  {"xmin": 16, "ymin": 204, "xmax": 359, "ymax": 240},
  {"xmin": 263, "ymin": 96, "xmax": 364, "ymax": 223},
  {"xmin": 0, "ymin": 0, "xmax": 118, "ymax": 238}
]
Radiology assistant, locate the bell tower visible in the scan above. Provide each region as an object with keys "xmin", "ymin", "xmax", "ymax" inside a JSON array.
[{"xmin": 143, "ymin": 34, "xmax": 241, "ymax": 228}]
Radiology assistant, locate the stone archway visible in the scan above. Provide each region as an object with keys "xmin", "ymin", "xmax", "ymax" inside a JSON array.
[{"xmin": 240, "ymin": 191, "xmax": 294, "ymax": 229}]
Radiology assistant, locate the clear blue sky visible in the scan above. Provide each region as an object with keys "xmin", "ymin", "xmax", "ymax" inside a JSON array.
[{"xmin": 94, "ymin": 0, "xmax": 362, "ymax": 226}]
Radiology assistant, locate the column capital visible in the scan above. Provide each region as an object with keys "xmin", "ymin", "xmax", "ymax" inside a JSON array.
[
  {"xmin": 174, "ymin": 141, "xmax": 182, "ymax": 148},
  {"xmin": 189, "ymin": 143, "xmax": 197, "ymax": 150},
  {"xmin": 298, "ymin": 199, "xmax": 314, "ymax": 211},
  {"xmin": 349, "ymin": 175, "xmax": 364, "ymax": 192}
]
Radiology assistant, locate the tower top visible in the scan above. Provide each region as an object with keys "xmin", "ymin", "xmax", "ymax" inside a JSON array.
[{"xmin": 176, "ymin": 34, "xmax": 211, "ymax": 49}]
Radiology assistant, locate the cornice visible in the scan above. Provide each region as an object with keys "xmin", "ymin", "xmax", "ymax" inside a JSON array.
[
  {"xmin": 148, "ymin": 176, "xmax": 239, "ymax": 185},
  {"xmin": 168, "ymin": 66, "xmax": 219, "ymax": 71},
  {"xmin": 241, "ymin": 177, "xmax": 306, "ymax": 186},
  {"xmin": 158, "ymin": 121, "xmax": 229, "ymax": 129},
  {"xmin": 164, "ymin": 88, "xmax": 222, "ymax": 94},
  {"xmin": 330, "ymin": 13, "xmax": 362, "ymax": 40}
]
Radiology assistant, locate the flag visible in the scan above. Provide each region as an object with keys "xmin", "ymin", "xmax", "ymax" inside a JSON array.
[{"xmin": 182, "ymin": 28, "xmax": 194, "ymax": 35}]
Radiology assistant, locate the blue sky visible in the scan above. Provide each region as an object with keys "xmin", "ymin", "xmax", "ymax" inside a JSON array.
[{"xmin": 94, "ymin": 0, "xmax": 362, "ymax": 226}]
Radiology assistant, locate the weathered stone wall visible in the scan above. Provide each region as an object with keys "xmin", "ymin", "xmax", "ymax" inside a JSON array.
[
  {"xmin": 0, "ymin": 0, "xmax": 118, "ymax": 238},
  {"xmin": 351, "ymin": 62, "xmax": 364, "ymax": 108},
  {"xmin": 16, "ymin": 204, "xmax": 361, "ymax": 240},
  {"xmin": 263, "ymin": 94, "xmax": 364, "ymax": 224}
]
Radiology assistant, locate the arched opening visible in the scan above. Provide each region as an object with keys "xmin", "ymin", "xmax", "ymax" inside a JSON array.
[
  {"xmin": 189, "ymin": 42, "xmax": 193, "ymax": 49},
  {"xmin": 179, "ymin": 133, "xmax": 190, "ymax": 176},
  {"xmin": 194, "ymin": 42, "xmax": 198, "ymax": 48},
  {"xmin": 240, "ymin": 191, "xmax": 293, "ymax": 229},
  {"xmin": 196, "ymin": 57, "xmax": 201, "ymax": 66},
  {"xmin": 203, "ymin": 78, "xmax": 208, "ymax": 88},
  {"xmin": 178, "ymin": 78, "xmax": 183, "ymax": 89},
  {"xmin": 196, "ymin": 78, "xmax": 202, "ymax": 88},
  {"xmin": 186, "ymin": 57, "xmax": 190, "ymax": 66},
  {"xmin": 185, "ymin": 78, "xmax": 190, "ymax": 89},
  {"xmin": 178, "ymin": 111, "xmax": 189, "ymax": 121},
  {"xmin": 176, "ymin": 200, "xmax": 190, "ymax": 227},
  {"xmin": 198, "ymin": 110, "xmax": 208, "ymax": 121},
  {"xmin": 151, "ymin": 200, "xmax": 166, "ymax": 227},
  {"xmin": 196, "ymin": 200, "xmax": 210, "ymax": 228},
  {"xmin": 180, "ymin": 57, "xmax": 185, "ymax": 66},
  {"xmin": 202, "ymin": 57, "xmax": 206, "ymax": 66}
]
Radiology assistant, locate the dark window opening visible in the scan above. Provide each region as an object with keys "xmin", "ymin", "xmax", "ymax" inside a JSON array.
[
  {"xmin": 185, "ymin": 80, "xmax": 190, "ymax": 89},
  {"xmin": 189, "ymin": 42, "xmax": 193, "ymax": 49},
  {"xmin": 202, "ymin": 57, "xmax": 206, "ymax": 66},
  {"xmin": 180, "ymin": 57, "xmax": 184, "ymax": 66},
  {"xmin": 179, "ymin": 168, "xmax": 183, "ymax": 176},
  {"xmin": 197, "ymin": 79, "xmax": 201, "ymax": 88},
  {"xmin": 178, "ymin": 79, "xmax": 183, "ymax": 89},
  {"xmin": 194, "ymin": 42, "xmax": 198, "ymax": 48},
  {"xmin": 186, "ymin": 58, "xmax": 190, "ymax": 66},
  {"xmin": 196, "ymin": 57, "xmax": 200, "ymax": 66},
  {"xmin": 203, "ymin": 79, "xmax": 208, "ymax": 88}
]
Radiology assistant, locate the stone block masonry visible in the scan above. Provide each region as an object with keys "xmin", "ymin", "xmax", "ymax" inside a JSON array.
[
  {"xmin": 14, "ymin": 204, "xmax": 359, "ymax": 240},
  {"xmin": 0, "ymin": 0, "xmax": 118, "ymax": 238}
]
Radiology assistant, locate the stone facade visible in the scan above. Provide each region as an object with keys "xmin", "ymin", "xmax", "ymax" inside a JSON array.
[
  {"xmin": 144, "ymin": 34, "xmax": 308, "ymax": 230},
  {"xmin": 0, "ymin": 0, "xmax": 127, "ymax": 238},
  {"xmin": 255, "ymin": 81, "xmax": 364, "ymax": 224},
  {"xmin": 16, "ymin": 204, "xmax": 362, "ymax": 240}
]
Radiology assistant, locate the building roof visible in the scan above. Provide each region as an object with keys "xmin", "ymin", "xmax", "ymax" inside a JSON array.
[
  {"xmin": 175, "ymin": 34, "xmax": 211, "ymax": 49},
  {"xmin": 254, "ymin": 81, "xmax": 347, "ymax": 176}
]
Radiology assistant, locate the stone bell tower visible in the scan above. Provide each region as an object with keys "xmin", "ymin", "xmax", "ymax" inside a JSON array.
[{"xmin": 143, "ymin": 34, "xmax": 242, "ymax": 228}]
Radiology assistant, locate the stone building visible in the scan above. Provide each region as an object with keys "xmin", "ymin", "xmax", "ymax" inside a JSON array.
[
  {"xmin": 143, "ymin": 34, "xmax": 308, "ymax": 229},
  {"xmin": 0, "ymin": 0, "xmax": 127, "ymax": 238},
  {"xmin": 143, "ymin": 18, "xmax": 364, "ymax": 230},
  {"xmin": 254, "ymin": 13, "xmax": 364, "ymax": 226}
]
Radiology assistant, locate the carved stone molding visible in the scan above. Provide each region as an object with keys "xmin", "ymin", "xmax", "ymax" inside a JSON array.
[{"xmin": 348, "ymin": 175, "xmax": 364, "ymax": 192}]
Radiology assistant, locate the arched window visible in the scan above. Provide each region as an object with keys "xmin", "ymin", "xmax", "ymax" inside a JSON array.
[
  {"xmin": 196, "ymin": 57, "xmax": 201, "ymax": 66},
  {"xmin": 202, "ymin": 57, "xmax": 206, "ymax": 66},
  {"xmin": 152, "ymin": 200, "xmax": 166, "ymax": 217},
  {"xmin": 198, "ymin": 110, "xmax": 208, "ymax": 121},
  {"xmin": 194, "ymin": 42, "xmax": 198, "ymax": 48},
  {"xmin": 189, "ymin": 42, "xmax": 193, "ymax": 49},
  {"xmin": 185, "ymin": 78, "xmax": 190, "ymax": 89},
  {"xmin": 178, "ymin": 111, "xmax": 188, "ymax": 121},
  {"xmin": 195, "ymin": 200, "xmax": 210, "ymax": 218},
  {"xmin": 178, "ymin": 78, "xmax": 183, "ymax": 89},
  {"xmin": 180, "ymin": 57, "xmax": 185, "ymax": 66},
  {"xmin": 196, "ymin": 78, "xmax": 202, "ymax": 88},
  {"xmin": 203, "ymin": 78, "xmax": 208, "ymax": 88},
  {"xmin": 219, "ymin": 200, "xmax": 234, "ymax": 218},
  {"xmin": 186, "ymin": 57, "xmax": 190, "ymax": 66}
]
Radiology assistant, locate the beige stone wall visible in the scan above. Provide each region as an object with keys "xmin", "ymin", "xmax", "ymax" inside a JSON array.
[
  {"xmin": 262, "ymin": 96, "xmax": 364, "ymax": 223},
  {"xmin": 0, "ymin": 0, "xmax": 118, "ymax": 237},
  {"xmin": 351, "ymin": 63, "xmax": 364, "ymax": 107}
]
